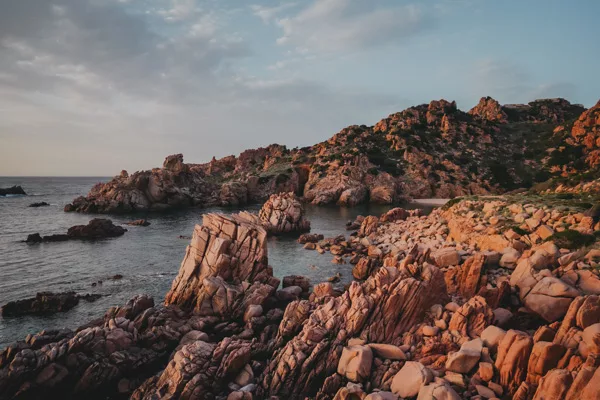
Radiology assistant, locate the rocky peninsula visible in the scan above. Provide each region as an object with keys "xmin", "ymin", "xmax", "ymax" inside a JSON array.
[
  {"xmin": 3, "ymin": 191, "xmax": 600, "ymax": 399},
  {"xmin": 64, "ymin": 97, "xmax": 600, "ymax": 214}
]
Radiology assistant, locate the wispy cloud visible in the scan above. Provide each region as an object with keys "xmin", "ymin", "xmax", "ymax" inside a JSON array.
[
  {"xmin": 272, "ymin": 0, "xmax": 430, "ymax": 54},
  {"xmin": 251, "ymin": 3, "xmax": 297, "ymax": 24}
]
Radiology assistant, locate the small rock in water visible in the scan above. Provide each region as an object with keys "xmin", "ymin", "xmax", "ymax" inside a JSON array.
[
  {"xmin": 28, "ymin": 202, "xmax": 50, "ymax": 207},
  {"xmin": 1, "ymin": 292, "xmax": 101, "ymax": 317}
]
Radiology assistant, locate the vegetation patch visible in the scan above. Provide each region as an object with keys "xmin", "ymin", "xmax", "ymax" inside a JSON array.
[{"xmin": 546, "ymin": 229, "xmax": 596, "ymax": 250}]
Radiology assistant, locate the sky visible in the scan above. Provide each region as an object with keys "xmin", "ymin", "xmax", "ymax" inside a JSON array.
[{"xmin": 0, "ymin": 0, "xmax": 599, "ymax": 176}]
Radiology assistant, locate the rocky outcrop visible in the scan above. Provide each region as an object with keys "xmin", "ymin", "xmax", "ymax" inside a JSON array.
[
  {"xmin": 24, "ymin": 219, "xmax": 127, "ymax": 243},
  {"xmin": 0, "ymin": 295, "xmax": 187, "ymax": 399},
  {"xmin": 260, "ymin": 263, "xmax": 447, "ymax": 399},
  {"xmin": 5, "ymin": 194, "xmax": 600, "ymax": 400},
  {"xmin": 64, "ymin": 154, "xmax": 209, "ymax": 213},
  {"xmin": 65, "ymin": 97, "xmax": 597, "ymax": 214},
  {"xmin": 257, "ymin": 192, "xmax": 310, "ymax": 235},
  {"xmin": 0, "ymin": 186, "xmax": 26, "ymax": 196},
  {"xmin": 132, "ymin": 338, "xmax": 255, "ymax": 399},
  {"xmin": 164, "ymin": 212, "xmax": 277, "ymax": 314},
  {"xmin": 1, "ymin": 292, "xmax": 101, "ymax": 317},
  {"xmin": 469, "ymin": 96, "xmax": 508, "ymax": 123},
  {"xmin": 571, "ymin": 99, "xmax": 600, "ymax": 168}
]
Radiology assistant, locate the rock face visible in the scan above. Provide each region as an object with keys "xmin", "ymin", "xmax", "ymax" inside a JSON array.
[
  {"xmin": 65, "ymin": 97, "xmax": 595, "ymax": 214},
  {"xmin": 257, "ymin": 192, "xmax": 310, "ymax": 235},
  {"xmin": 1, "ymin": 292, "xmax": 101, "ymax": 317},
  {"xmin": 25, "ymin": 219, "xmax": 127, "ymax": 243},
  {"xmin": 164, "ymin": 212, "xmax": 277, "ymax": 314},
  {"xmin": 0, "ymin": 185, "xmax": 26, "ymax": 196},
  {"xmin": 260, "ymin": 264, "xmax": 447, "ymax": 398}
]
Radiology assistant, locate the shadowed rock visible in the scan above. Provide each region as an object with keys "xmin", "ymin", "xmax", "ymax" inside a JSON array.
[
  {"xmin": 28, "ymin": 202, "xmax": 49, "ymax": 207},
  {"xmin": 25, "ymin": 219, "xmax": 127, "ymax": 243},
  {"xmin": 0, "ymin": 186, "xmax": 26, "ymax": 196},
  {"xmin": 1, "ymin": 292, "xmax": 101, "ymax": 317}
]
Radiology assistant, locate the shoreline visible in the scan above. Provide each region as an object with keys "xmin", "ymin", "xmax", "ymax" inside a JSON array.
[{"xmin": 2, "ymin": 193, "xmax": 600, "ymax": 399}]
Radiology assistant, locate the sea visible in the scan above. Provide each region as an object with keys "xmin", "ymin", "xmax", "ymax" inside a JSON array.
[{"xmin": 0, "ymin": 177, "xmax": 434, "ymax": 348}]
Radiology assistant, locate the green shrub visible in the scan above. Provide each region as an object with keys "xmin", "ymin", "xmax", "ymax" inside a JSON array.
[
  {"xmin": 546, "ymin": 229, "xmax": 596, "ymax": 250},
  {"xmin": 511, "ymin": 226, "xmax": 530, "ymax": 236}
]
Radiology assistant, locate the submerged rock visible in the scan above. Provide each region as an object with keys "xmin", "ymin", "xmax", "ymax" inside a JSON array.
[
  {"xmin": 125, "ymin": 219, "xmax": 150, "ymax": 226},
  {"xmin": 28, "ymin": 202, "xmax": 49, "ymax": 207}
]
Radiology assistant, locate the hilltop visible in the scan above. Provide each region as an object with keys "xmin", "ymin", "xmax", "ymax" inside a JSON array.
[{"xmin": 65, "ymin": 96, "xmax": 600, "ymax": 213}]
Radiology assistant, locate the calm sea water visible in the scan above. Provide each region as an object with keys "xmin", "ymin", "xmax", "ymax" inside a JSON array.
[{"xmin": 0, "ymin": 177, "xmax": 432, "ymax": 348}]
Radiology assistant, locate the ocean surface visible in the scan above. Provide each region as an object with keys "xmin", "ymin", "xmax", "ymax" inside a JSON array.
[{"xmin": 0, "ymin": 177, "xmax": 434, "ymax": 348}]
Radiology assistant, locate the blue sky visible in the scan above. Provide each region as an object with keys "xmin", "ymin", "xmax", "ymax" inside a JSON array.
[{"xmin": 0, "ymin": 0, "xmax": 598, "ymax": 175}]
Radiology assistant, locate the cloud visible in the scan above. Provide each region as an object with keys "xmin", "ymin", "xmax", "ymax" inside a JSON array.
[
  {"xmin": 156, "ymin": 0, "xmax": 199, "ymax": 22},
  {"xmin": 0, "ymin": 0, "xmax": 402, "ymax": 175},
  {"xmin": 251, "ymin": 3, "xmax": 297, "ymax": 24},
  {"xmin": 272, "ymin": 0, "xmax": 429, "ymax": 54},
  {"xmin": 472, "ymin": 59, "xmax": 577, "ymax": 103}
]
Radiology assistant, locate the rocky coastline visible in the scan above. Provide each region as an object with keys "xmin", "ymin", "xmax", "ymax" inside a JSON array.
[
  {"xmin": 63, "ymin": 97, "xmax": 600, "ymax": 215},
  {"xmin": 3, "ymin": 192, "xmax": 600, "ymax": 399}
]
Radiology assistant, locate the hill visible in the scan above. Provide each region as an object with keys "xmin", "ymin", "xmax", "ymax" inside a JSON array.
[{"xmin": 65, "ymin": 97, "xmax": 598, "ymax": 213}]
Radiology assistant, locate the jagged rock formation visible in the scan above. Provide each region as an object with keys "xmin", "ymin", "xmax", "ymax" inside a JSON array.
[
  {"xmin": 24, "ymin": 218, "xmax": 127, "ymax": 243},
  {"xmin": 5, "ymin": 187, "xmax": 600, "ymax": 400},
  {"xmin": 164, "ymin": 212, "xmax": 278, "ymax": 313},
  {"xmin": 65, "ymin": 97, "xmax": 595, "ymax": 214},
  {"xmin": 257, "ymin": 192, "xmax": 310, "ymax": 235},
  {"xmin": 260, "ymin": 263, "xmax": 447, "ymax": 399},
  {"xmin": 0, "ymin": 295, "xmax": 183, "ymax": 399}
]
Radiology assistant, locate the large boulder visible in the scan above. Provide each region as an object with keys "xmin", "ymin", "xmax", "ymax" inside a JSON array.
[
  {"xmin": 495, "ymin": 330, "xmax": 533, "ymax": 396},
  {"xmin": 164, "ymin": 213, "xmax": 278, "ymax": 314},
  {"xmin": 258, "ymin": 192, "xmax": 310, "ymax": 235},
  {"xmin": 445, "ymin": 338, "xmax": 483, "ymax": 374},
  {"xmin": 391, "ymin": 362, "xmax": 432, "ymax": 398},
  {"xmin": 337, "ymin": 345, "xmax": 373, "ymax": 382},
  {"xmin": 522, "ymin": 277, "xmax": 581, "ymax": 322}
]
